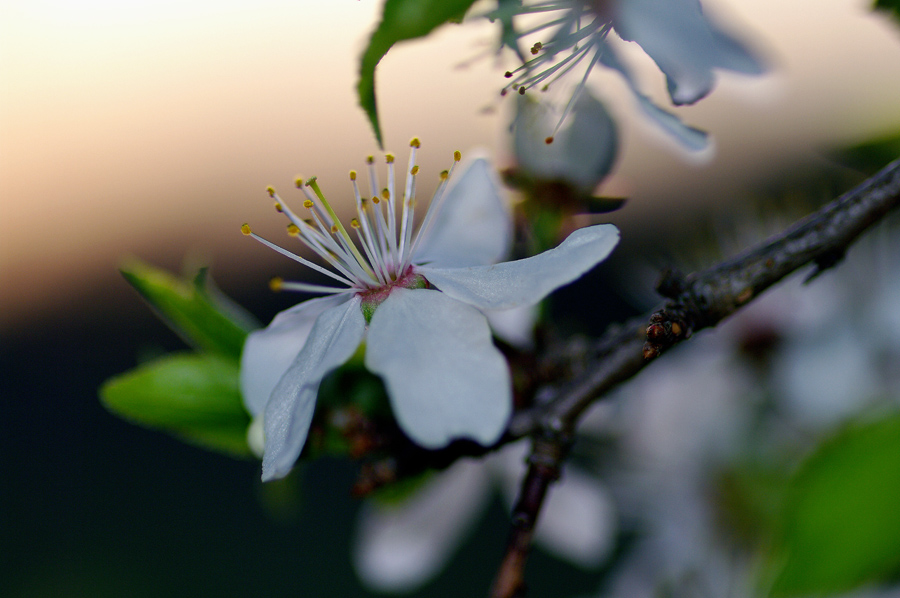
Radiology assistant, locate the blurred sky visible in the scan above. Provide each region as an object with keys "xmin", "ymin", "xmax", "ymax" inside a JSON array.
[{"xmin": 2, "ymin": 0, "xmax": 900, "ymax": 333}]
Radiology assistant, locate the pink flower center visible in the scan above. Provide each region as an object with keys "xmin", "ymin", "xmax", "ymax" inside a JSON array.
[{"xmin": 358, "ymin": 267, "xmax": 429, "ymax": 322}]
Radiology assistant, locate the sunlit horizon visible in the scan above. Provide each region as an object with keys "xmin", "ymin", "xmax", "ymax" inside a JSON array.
[{"xmin": 3, "ymin": 0, "xmax": 900, "ymax": 331}]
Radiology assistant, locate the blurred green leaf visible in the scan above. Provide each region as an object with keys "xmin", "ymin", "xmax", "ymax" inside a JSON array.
[
  {"xmin": 121, "ymin": 259, "xmax": 255, "ymax": 360},
  {"xmin": 873, "ymin": 0, "xmax": 900, "ymax": 23},
  {"xmin": 767, "ymin": 411, "xmax": 900, "ymax": 596},
  {"xmin": 586, "ymin": 196, "xmax": 627, "ymax": 214},
  {"xmin": 371, "ymin": 469, "xmax": 434, "ymax": 506},
  {"xmin": 358, "ymin": 0, "xmax": 477, "ymax": 147},
  {"xmin": 100, "ymin": 353, "xmax": 251, "ymax": 457},
  {"xmin": 833, "ymin": 130, "xmax": 900, "ymax": 175}
]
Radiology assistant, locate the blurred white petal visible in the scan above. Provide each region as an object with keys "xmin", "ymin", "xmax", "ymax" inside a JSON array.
[{"xmin": 353, "ymin": 458, "xmax": 493, "ymax": 592}]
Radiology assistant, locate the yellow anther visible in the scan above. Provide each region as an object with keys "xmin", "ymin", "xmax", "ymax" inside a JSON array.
[
  {"xmin": 287, "ymin": 223, "xmax": 300, "ymax": 236},
  {"xmin": 294, "ymin": 177, "xmax": 304, "ymax": 188},
  {"xmin": 266, "ymin": 186, "xmax": 276, "ymax": 197},
  {"xmin": 410, "ymin": 165, "xmax": 419, "ymax": 176},
  {"xmin": 381, "ymin": 188, "xmax": 390, "ymax": 200},
  {"xmin": 269, "ymin": 277, "xmax": 283, "ymax": 292},
  {"xmin": 372, "ymin": 196, "xmax": 380, "ymax": 204},
  {"xmin": 350, "ymin": 218, "xmax": 360, "ymax": 229},
  {"xmin": 366, "ymin": 156, "xmax": 374, "ymax": 164},
  {"xmin": 274, "ymin": 202, "xmax": 283, "ymax": 213},
  {"xmin": 349, "ymin": 170, "xmax": 357, "ymax": 181},
  {"xmin": 410, "ymin": 137, "xmax": 421, "ymax": 148},
  {"xmin": 385, "ymin": 154, "xmax": 395, "ymax": 164},
  {"xmin": 453, "ymin": 150, "xmax": 461, "ymax": 162},
  {"xmin": 241, "ymin": 223, "xmax": 252, "ymax": 236},
  {"xmin": 303, "ymin": 199, "xmax": 314, "ymax": 209},
  {"xmin": 545, "ymin": 136, "xmax": 554, "ymax": 145},
  {"xmin": 330, "ymin": 224, "xmax": 338, "ymax": 234},
  {"xmin": 439, "ymin": 170, "xmax": 449, "ymax": 181}
]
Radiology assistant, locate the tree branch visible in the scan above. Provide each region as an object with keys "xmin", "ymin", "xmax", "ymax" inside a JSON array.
[{"xmin": 490, "ymin": 157, "xmax": 900, "ymax": 598}]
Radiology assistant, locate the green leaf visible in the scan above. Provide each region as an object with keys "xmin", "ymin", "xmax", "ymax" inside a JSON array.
[
  {"xmin": 100, "ymin": 353, "xmax": 252, "ymax": 457},
  {"xmin": 120, "ymin": 258, "xmax": 255, "ymax": 360},
  {"xmin": 586, "ymin": 196, "xmax": 627, "ymax": 214},
  {"xmin": 358, "ymin": 0, "xmax": 478, "ymax": 147},
  {"xmin": 833, "ymin": 130, "xmax": 900, "ymax": 175},
  {"xmin": 874, "ymin": 0, "xmax": 900, "ymax": 23},
  {"xmin": 767, "ymin": 411, "xmax": 900, "ymax": 596}
]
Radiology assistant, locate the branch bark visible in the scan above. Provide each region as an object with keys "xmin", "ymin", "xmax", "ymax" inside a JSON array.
[{"xmin": 490, "ymin": 157, "xmax": 900, "ymax": 598}]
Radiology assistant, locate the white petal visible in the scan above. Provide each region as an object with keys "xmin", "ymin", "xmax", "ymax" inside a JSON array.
[
  {"xmin": 418, "ymin": 224, "xmax": 619, "ymax": 311},
  {"xmin": 613, "ymin": 0, "xmax": 764, "ymax": 105},
  {"xmin": 365, "ymin": 288, "xmax": 512, "ymax": 448},
  {"xmin": 532, "ymin": 467, "xmax": 617, "ymax": 567},
  {"xmin": 353, "ymin": 458, "xmax": 493, "ymax": 592},
  {"xmin": 262, "ymin": 296, "xmax": 366, "ymax": 480},
  {"xmin": 240, "ymin": 293, "xmax": 350, "ymax": 416},
  {"xmin": 485, "ymin": 304, "xmax": 538, "ymax": 350},
  {"xmin": 413, "ymin": 156, "xmax": 512, "ymax": 268},
  {"xmin": 513, "ymin": 92, "xmax": 618, "ymax": 194},
  {"xmin": 599, "ymin": 47, "xmax": 709, "ymax": 151}
]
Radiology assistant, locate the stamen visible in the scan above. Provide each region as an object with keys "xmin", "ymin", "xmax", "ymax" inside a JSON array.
[
  {"xmin": 305, "ymin": 177, "xmax": 377, "ymax": 280},
  {"xmin": 403, "ymin": 155, "xmax": 461, "ymax": 270},
  {"xmin": 242, "ymin": 228, "xmax": 355, "ymax": 287},
  {"xmin": 398, "ymin": 142, "xmax": 419, "ymax": 261},
  {"xmin": 302, "ymin": 195, "xmax": 378, "ymax": 285},
  {"xmin": 247, "ymin": 140, "xmax": 464, "ymax": 297},
  {"xmin": 278, "ymin": 281, "xmax": 353, "ymax": 295}
]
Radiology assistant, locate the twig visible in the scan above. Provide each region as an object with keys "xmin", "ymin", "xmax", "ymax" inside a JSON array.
[{"xmin": 490, "ymin": 157, "xmax": 900, "ymax": 598}]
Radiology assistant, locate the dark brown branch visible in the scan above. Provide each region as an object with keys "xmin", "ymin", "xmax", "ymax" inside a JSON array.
[
  {"xmin": 513, "ymin": 156, "xmax": 900, "ymax": 436},
  {"xmin": 489, "ymin": 157, "xmax": 900, "ymax": 598},
  {"xmin": 489, "ymin": 436, "xmax": 570, "ymax": 598}
]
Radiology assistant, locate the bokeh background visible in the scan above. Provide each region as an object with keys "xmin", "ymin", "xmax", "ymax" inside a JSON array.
[{"xmin": 3, "ymin": 0, "xmax": 900, "ymax": 596}]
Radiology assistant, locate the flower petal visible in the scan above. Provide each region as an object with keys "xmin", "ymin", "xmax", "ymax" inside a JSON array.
[
  {"xmin": 365, "ymin": 288, "xmax": 511, "ymax": 448},
  {"xmin": 514, "ymin": 91, "xmax": 618, "ymax": 194},
  {"xmin": 240, "ymin": 293, "xmax": 351, "ymax": 417},
  {"xmin": 262, "ymin": 296, "xmax": 366, "ymax": 480},
  {"xmin": 353, "ymin": 458, "xmax": 492, "ymax": 592},
  {"xmin": 613, "ymin": 0, "xmax": 764, "ymax": 105},
  {"xmin": 599, "ymin": 47, "xmax": 709, "ymax": 151},
  {"xmin": 413, "ymin": 156, "xmax": 512, "ymax": 268},
  {"xmin": 418, "ymin": 224, "xmax": 619, "ymax": 311}
]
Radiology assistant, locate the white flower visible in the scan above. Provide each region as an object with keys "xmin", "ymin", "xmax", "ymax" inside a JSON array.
[
  {"xmin": 493, "ymin": 0, "xmax": 765, "ymax": 149},
  {"xmin": 240, "ymin": 140, "xmax": 620, "ymax": 480}
]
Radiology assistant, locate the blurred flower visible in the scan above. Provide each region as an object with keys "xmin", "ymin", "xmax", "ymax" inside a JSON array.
[
  {"xmin": 240, "ymin": 142, "xmax": 620, "ymax": 480},
  {"xmin": 512, "ymin": 89, "xmax": 618, "ymax": 195},
  {"xmin": 354, "ymin": 440, "xmax": 617, "ymax": 592},
  {"xmin": 491, "ymin": 0, "xmax": 766, "ymax": 149}
]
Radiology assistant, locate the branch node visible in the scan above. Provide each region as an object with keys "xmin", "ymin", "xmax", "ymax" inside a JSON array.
[{"xmin": 655, "ymin": 266, "xmax": 687, "ymax": 298}]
